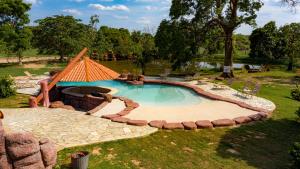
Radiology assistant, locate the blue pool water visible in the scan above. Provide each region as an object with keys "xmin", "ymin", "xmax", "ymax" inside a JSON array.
[{"xmin": 58, "ymin": 80, "xmax": 206, "ymax": 106}]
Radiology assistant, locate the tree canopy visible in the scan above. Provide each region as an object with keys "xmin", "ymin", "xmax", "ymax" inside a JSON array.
[
  {"xmin": 167, "ymin": 0, "xmax": 264, "ymax": 77},
  {"xmin": 0, "ymin": 0, "xmax": 32, "ymax": 64},
  {"xmin": 32, "ymin": 15, "xmax": 87, "ymax": 60},
  {"xmin": 249, "ymin": 21, "xmax": 300, "ymax": 70}
]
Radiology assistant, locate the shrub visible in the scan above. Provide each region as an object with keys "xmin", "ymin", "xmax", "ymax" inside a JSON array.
[
  {"xmin": 291, "ymin": 83, "xmax": 300, "ymax": 101},
  {"xmin": 290, "ymin": 142, "xmax": 300, "ymax": 168},
  {"xmin": 0, "ymin": 76, "xmax": 16, "ymax": 98}
]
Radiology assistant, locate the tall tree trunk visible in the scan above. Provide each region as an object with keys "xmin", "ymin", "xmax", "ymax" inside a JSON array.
[
  {"xmin": 221, "ymin": 31, "xmax": 234, "ymax": 78},
  {"xmin": 18, "ymin": 51, "xmax": 23, "ymax": 65}
]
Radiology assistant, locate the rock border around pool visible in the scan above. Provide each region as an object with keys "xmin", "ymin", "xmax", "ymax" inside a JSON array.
[{"xmin": 97, "ymin": 79, "xmax": 273, "ymax": 130}]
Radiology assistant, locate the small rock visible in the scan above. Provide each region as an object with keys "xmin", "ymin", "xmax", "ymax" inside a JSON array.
[
  {"xmin": 49, "ymin": 101, "xmax": 64, "ymax": 108},
  {"xmin": 148, "ymin": 120, "xmax": 166, "ymax": 129},
  {"xmin": 226, "ymin": 148, "xmax": 240, "ymax": 155},
  {"xmin": 111, "ymin": 117, "xmax": 130, "ymax": 123},
  {"xmin": 127, "ymin": 120, "xmax": 148, "ymax": 126},
  {"xmin": 248, "ymin": 114, "xmax": 262, "ymax": 121},
  {"xmin": 195, "ymin": 120, "xmax": 213, "ymax": 128},
  {"xmin": 212, "ymin": 119, "xmax": 235, "ymax": 127},
  {"xmin": 163, "ymin": 123, "xmax": 184, "ymax": 130},
  {"xmin": 182, "ymin": 147, "xmax": 195, "ymax": 153},
  {"xmin": 92, "ymin": 148, "xmax": 101, "ymax": 156},
  {"xmin": 182, "ymin": 121, "xmax": 197, "ymax": 130},
  {"xmin": 101, "ymin": 114, "xmax": 120, "ymax": 120},
  {"xmin": 233, "ymin": 116, "xmax": 252, "ymax": 124}
]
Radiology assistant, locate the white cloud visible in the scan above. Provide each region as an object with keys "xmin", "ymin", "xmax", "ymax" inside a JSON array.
[
  {"xmin": 24, "ymin": 0, "xmax": 41, "ymax": 5},
  {"xmin": 62, "ymin": 9, "xmax": 82, "ymax": 15},
  {"xmin": 71, "ymin": 0, "xmax": 85, "ymax": 2},
  {"xmin": 89, "ymin": 4, "xmax": 130, "ymax": 11},
  {"xmin": 113, "ymin": 15, "xmax": 129, "ymax": 20},
  {"xmin": 145, "ymin": 6, "xmax": 158, "ymax": 11},
  {"xmin": 145, "ymin": 6, "xmax": 169, "ymax": 11},
  {"xmin": 136, "ymin": 17, "xmax": 151, "ymax": 24}
]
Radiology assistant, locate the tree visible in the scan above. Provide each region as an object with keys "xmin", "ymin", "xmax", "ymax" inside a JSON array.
[
  {"xmin": 0, "ymin": 0, "xmax": 32, "ymax": 65},
  {"xmin": 32, "ymin": 15, "xmax": 86, "ymax": 61},
  {"xmin": 279, "ymin": 23, "xmax": 300, "ymax": 70},
  {"xmin": 249, "ymin": 21, "xmax": 283, "ymax": 62},
  {"xmin": 169, "ymin": 0, "xmax": 264, "ymax": 77},
  {"xmin": 234, "ymin": 34, "xmax": 250, "ymax": 55},
  {"xmin": 132, "ymin": 31, "xmax": 157, "ymax": 75}
]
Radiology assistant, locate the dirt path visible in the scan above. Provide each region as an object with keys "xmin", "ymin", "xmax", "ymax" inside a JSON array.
[{"xmin": 0, "ymin": 56, "xmax": 58, "ymax": 64}]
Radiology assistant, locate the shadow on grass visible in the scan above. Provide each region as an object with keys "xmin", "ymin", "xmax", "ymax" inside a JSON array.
[{"xmin": 217, "ymin": 119, "xmax": 300, "ymax": 169}]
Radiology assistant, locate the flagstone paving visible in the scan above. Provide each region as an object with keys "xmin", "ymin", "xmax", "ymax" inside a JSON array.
[{"xmin": 1, "ymin": 108, "xmax": 157, "ymax": 150}]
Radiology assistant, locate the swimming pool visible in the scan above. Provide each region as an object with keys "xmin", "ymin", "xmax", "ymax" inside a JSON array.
[{"xmin": 58, "ymin": 80, "xmax": 207, "ymax": 106}]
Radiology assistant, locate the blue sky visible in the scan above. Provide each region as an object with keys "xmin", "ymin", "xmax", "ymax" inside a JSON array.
[{"xmin": 24, "ymin": 0, "xmax": 300, "ymax": 35}]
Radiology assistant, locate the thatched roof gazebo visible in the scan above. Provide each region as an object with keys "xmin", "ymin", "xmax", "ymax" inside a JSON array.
[{"xmin": 29, "ymin": 48, "xmax": 120, "ymax": 107}]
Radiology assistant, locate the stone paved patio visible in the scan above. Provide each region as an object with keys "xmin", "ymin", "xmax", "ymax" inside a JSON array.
[{"xmin": 1, "ymin": 108, "xmax": 157, "ymax": 150}]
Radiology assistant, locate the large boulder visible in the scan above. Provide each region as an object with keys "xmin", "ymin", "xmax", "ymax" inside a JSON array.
[
  {"xmin": 39, "ymin": 139, "xmax": 57, "ymax": 167},
  {"xmin": 5, "ymin": 133, "xmax": 40, "ymax": 161},
  {"xmin": 13, "ymin": 152, "xmax": 44, "ymax": 169},
  {"xmin": 0, "ymin": 155, "xmax": 12, "ymax": 169}
]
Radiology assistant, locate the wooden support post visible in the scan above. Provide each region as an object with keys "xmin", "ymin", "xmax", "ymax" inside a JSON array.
[{"xmin": 33, "ymin": 48, "xmax": 88, "ymax": 106}]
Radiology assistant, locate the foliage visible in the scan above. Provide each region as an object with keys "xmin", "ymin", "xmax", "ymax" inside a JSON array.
[
  {"xmin": 132, "ymin": 31, "xmax": 157, "ymax": 74},
  {"xmin": 250, "ymin": 21, "xmax": 300, "ymax": 70},
  {"xmin": 0, "ymin": 0, "xmax": 31, "ymax": 27},
  {"xmin": 0, "ymin": 0, "xmax": 32, "ymax": 65},
  {"xmin": 0, "ymin": 76, "xmax": 16, "ymax": 98},
  {"xmin": 32, "ymin": 15, "xmax": 87, "ymax": 60},
  {"xmin": 290, "ymin": 142, "xmax": 300, "ymax": 168},
  {"xmin": 168, "ymin": 0, "xmax": 263, "ymax": 77},
  {"xmin": 291, "ymin": 83, "xmax": 300, "ymax": 101},
  {"xmin": 249, "ymin": 21, "xmax": 283, "ymax": 61},
  {"xmin": 279, "ymin": 23, "xmax": 300, "ymax": 71},
  {"xmin": 155, "ymin": 19, "xmax": 203, "ymax": 70}
]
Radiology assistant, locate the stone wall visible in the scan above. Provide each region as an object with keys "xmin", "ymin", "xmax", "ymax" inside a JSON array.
[{"xmin": 0, "ymin": 118, "xmax": 57, "ymax": 169}]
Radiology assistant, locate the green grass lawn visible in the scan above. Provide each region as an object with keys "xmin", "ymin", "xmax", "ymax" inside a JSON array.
[
  {"xmin": 55, "ymin": 76, "xmax": 300, "ymax": 169},
  {"xmin": 0, "ymin": 94, "xmax": 29, "ymax": 108}
]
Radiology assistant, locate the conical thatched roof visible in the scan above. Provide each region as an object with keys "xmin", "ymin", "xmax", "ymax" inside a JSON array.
[{"xmin": 60, "ymin": 57, "xmax": 120, "ymax": 82}]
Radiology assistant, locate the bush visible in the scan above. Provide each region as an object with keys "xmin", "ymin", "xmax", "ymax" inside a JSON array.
[
  {"xmin": 0, "ymin": 76, "xmax": 16, "ymax": 98},
  {"xmin": 290, "ymin": 142, "xmax": 300, "ymax": 168},
  {"xmin": 291, "ymin": 83, "xmax": 300, "ymax": 101}
]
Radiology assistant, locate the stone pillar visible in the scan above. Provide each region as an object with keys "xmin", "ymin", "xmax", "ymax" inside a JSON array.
[{"xmin": 40, "ymin": 81, "xmax": 50, "ymax": 108}]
